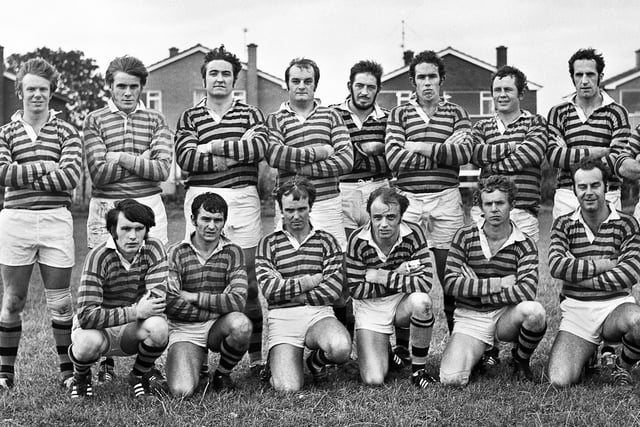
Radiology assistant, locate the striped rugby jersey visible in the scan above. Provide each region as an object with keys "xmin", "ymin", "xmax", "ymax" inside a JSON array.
[
  {"xmin": 444, "ymin": 221, "xmax": 538, "ymax": 311},
  {"xmin": 472, "ymin": 111, "xmax": 548, "ymax": 214},
  {"xmin": 346, "ymin": 221, "xmax": 433, "ymax": 300},
  {"xmin": 256, "ymin": 227, "xmax": 343, "ymax": 309},
  {"xmin": 330, "ymin": 100, "xmax": 391, "ymax": 182},
  {"xmin": 547, "ymin": 92, "xmax": 630, "ymax": 190},
  {"xmin": 385, "ymin": 96, "xmax": 473, "ymax": 193},
  {"xmin": 265, "ymin": 102, "xmax": 353, "ymax": 201},
  {"xmin": 175, "ymin": 99, "xmax": 267, "ymax": 189},
  {"xmin": 615, "ymin": 124, "xmax": 640, "ymax": 173},
  {"xmin": 84, "ymin": 100, "xmax": 172, "ymax": 198},
  {"xmin": 76, "ymin": 237, "xmax": 168, "ymax": 330},
  {"xmin": 549, "ymin": 205, "xmax": 640, "ymax": 301},
  {"xmin": 165, "ymin": 236, "xmax": 248, "ymax": 322},
  {"xmin": 0, "ymin": 110, "xmax": 82, "ymax": 209}
]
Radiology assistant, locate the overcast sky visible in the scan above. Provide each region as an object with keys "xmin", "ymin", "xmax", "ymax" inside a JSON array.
[{"xmin": 1, "ymin": 0, "xmax": 639, "ymax": 114}]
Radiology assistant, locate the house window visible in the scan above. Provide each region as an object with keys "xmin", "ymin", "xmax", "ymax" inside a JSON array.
[
  {"xmin": 621, "ymin": 90, "xmax": 640, "ymax": 114},
  {"xmin": 232, "ymin": 90, "xmax": 246, "ymax": 103},
  {"xmin": 480, "ymin": 91, "xmax": 494, "ymax": 116},
  {"xmin": 395, "ymin": 91, "xmax": 413, "ymax": 106},
  {"xmin": 146, "ymin": 91, "xmax": 162, "ymax": 112}
]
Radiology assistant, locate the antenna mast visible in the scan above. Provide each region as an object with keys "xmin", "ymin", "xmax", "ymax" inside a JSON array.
[{"xmin": 401, "ymin": 20, "xmax": 405, "ymax": 51}]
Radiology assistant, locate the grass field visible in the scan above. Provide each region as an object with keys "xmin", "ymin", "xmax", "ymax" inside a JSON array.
[{"xmin": 1, "ymin": 205, "xmax": 640, "ymax": 426}]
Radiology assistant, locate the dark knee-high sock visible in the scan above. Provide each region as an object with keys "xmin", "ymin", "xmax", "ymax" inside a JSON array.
[
  {"xmin": 216, "ymin": 339, "xmax": 246, "ymax": 375},
  {"xmin": 410, "ymin": 314, "xmax": 434, "ymax": 373},
  {"xmin": 309, "ymin": 348, "xmax": 330, "ymax": 371},
  {"xmin": 620, "ymin": 337, "xmax": 640, "ymax": 369},
  {"xmin": 443, "ymin": 295, "xmax": 455, "ymax": 334},
  {"xmin": 244, "ymin": 297, "xmax": 263, "ymax": 365},
  {"xmin": 68, "ymin": 345, "xmax": 97, "ymax": 379},
  {"xmin": 394, "ymin": 326, "xmax": 410, "ymax": 352},
  {"xmin": 52, "ymin": 320, "xmax": 73, "ymax": 379},
  {"xmin": 132, "ymin": 341, "xmax": 166, "ymax": 377},
  {"xmin": 514, "ymin": 323, "xmax": 547, "ymax": 362},
  {"xmin": 0, "ymin": 320, "xmax": 21, "ymax": 381}
]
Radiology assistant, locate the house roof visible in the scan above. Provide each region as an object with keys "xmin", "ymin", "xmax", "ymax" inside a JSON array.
[
  {"xmin": 147, "ymin": 44, "xmax": 287, "ymax": 89},
  {"xmin": 382, "ymin": 46, "xmax": 543, "ymax": 90},
  {"xmin": 602, "ymin": 67, "xmax": 640, "ymax": 90}
]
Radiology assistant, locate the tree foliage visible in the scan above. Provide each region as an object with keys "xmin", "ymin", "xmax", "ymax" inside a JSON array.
[{"xmin": 6, "ymin": 47, "xmax": 106, "ymax": 127}]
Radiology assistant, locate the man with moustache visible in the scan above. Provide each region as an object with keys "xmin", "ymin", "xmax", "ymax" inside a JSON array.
[
  {"xmin": 548, "ymin": 157, "xmax": 640, "ymax": 387},
  {"xmin": 346, "ymin": 187, "xmax": 437, "ymax": 388},
  {"xmin": 175, "ymin": 45, "xmax": 268, "ymax": 375},
  {"xmin": 441, "ymin": 176, "xmax": 545, "ymax": 386},
  {"xmin": 385, "ymin": 50, "xmax": 473, "ymax": 334}
]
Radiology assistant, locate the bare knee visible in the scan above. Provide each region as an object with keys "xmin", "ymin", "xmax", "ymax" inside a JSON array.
[
  {"xmin": 227, "ymin": 313, "xmax": 253, "ymax": 343},
  {"xmin": 325, "ymin": 334, "xmax": 351, "ymax": 364},
  {"xmin": 72, "ymin": 330, "xmax": 106, "ymax": 361},
  {"xmin": 271, "ymin": 375, "xmax": 303, "ymax": 392},
  {"xmin": 408, "ymin": 292, "xmax": 433, "ymax": 317},
  {"xmin": 519, "ymin": 301, "xmax": 546, "ymax": 330},
  {"xmin": 1, "ymin": 292, "xmax": 27, "ymax": 321},
  {"xmin": 140, "ymin": 316, "xmax": 169, "ymax": 347},
  {"xmin": 360, "ymin": 370, "xmax": 385, "ymax": 386}
]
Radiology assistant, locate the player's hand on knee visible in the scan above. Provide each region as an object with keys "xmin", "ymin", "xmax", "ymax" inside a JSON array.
[{"xmin": 136, "ymin": 291, "xmax": 166, "ymax": 319}]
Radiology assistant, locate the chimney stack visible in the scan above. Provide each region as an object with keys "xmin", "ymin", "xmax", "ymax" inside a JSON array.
[
  {"xmin": 169, "ymin": 47, "xmax": 179, "ymax": 58},
  {"xmin": 247, "ymin": 43, "xmax": 258, "ymax": 106},
  {"xmin": 636, "ymin": 49, "xmax": 640, "ymax": 69},
  {"xmin": 496, "ymin": 45, "xmax": 507, "ymax": 68},
  {"xmin": 0, "ymin": 45, "xmax": 5, "ymax": 124},
  {"xmin": 403, "ymin": 50, "xmax": 414, "ymax": 66}
]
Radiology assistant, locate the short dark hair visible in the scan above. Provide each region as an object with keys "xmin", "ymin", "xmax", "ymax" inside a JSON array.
[
  {"xmin": 200, "ymin": 45, "xmax": 242, "ymax": 84},
  {"xmin": 106, "ymin": 199, "xmax": 156, "ymax": 238},
  {"xmin": 409, "ymin": 50, "xmax": 445, "ymax": 82},
  {"xmin": 275, "ymin": 177, "xmax": 316, "ymax": 210},
  {"xmin": 106, "ymin": 56, "xmax": 148, "ymax": 86},
  {"xmin": 474, "ymin": 175, "xmax": 518, "ymax": 207},
  {"xmin": 191, "ymin": 192, "xmax": 228, "ymax": 222},
  {"xmin": 366, "ymin": 187, "xmax": 409, "ymax": 217},
  {"xmin": 570, "ymin": 156, "xmax": 609, "ymax": 184},
  {"xmin": 491, "ymin": 65, "xmax": 528, "ymax": 96},
  {"xmin": 285, "ymin": 58, "xmax": 320, "ymax": 90},
  {"xmin": 568, "ymin": 48, "xmax": 605, "ymax": 80},
  {"xmin": 349, "ymin": 60, "xmax": 383, "ymax": 87},
  {"xmin": 15, "ymin": 58, "xmax": 59, "ymax": 97}
]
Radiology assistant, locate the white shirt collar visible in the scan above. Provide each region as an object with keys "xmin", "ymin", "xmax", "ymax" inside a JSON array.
[
  {"xmin": 105, "ymin": 235, "xmax": 146, "ymax": 271},
  {"xmin": 494, "ymin": 110, "xmax": 532, "ymax": 134},
  {"xmin": 182, "ymin": 234, "xmax": 231, "ymax": 265},
  {"xmin": 279, "ymin": 101, "xmax": 319, "ymax": 124},
  {"xmin": 476, "ymin": 219, "xmax": 526, "ymax": 260},
  {"xmin": 570, "ymin": 203, "xmax": 620, "ymax": 243},
  {"xmin": 107, "ymin": 98, "xmax": 146, "ymax": 114},
  {"xmin": 11, "ymin": 110, "xmax": 60, "ymax": 143},
  {"xmin": 563, "ymin": 90, "xmax": 615, "ymax": 123},
  {"xmin": 356, "ymin": 222, "xmax": 413, "ymax": 262},
  {"xmin": 281, "ymin": 226, "xmax": 316, "ymax": 250},
  {"xmin": 408, "ymin": 93, "xmax": 444, "ymax": 126},
  {"xmin": 335, "ymin": 98, "xmax": 385, "ymax": 130}
]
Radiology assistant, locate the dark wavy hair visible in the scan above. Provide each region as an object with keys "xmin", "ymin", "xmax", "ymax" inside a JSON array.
[
  {"xmin": 349, "ymin": 60, "xmax": 383, "ymax": 87},
  {"xmin": 568, "ymin": 48, "xmax": 605, "ymax": 84},
  {"xmin": 201, "ymin": 45, "xmax": 242, "ymax": 84},
  {"xmin": 106, "ymin": 56, "xmax": 148, "ymax": 86},
  {"xmin": 474, "ymin": 175, "xmax": 518, "ymax": 207},
  {"xmin": 106, "ymin": 199, "xmax": 156, "ymax": 238},
  {"xmin": 491, "ymin": 65, "xmax": 528, "ymax": 96},
  {"xmin": 191, "ymin": 192, "xmax": 228, "ymax": 221},
  {"xmin": 275, "ymin": 177, "xmax": 317, "ymax": 210},
  {"xmin": 285, "ymin": 58, "xmax": 320, "ymax": 90},
  {"xmin": 409, "ymin": 50, "xmax": 445, "ymax": 82}
]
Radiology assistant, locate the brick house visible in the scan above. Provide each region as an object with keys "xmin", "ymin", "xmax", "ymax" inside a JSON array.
[
  {"xmin": 144, "ymin": 43, "xmax": 288, "ymax": 130},
  {"xmin": 602, "ymin": 49, "xmax": 640, "ymax": 128},
  {"xmin": 378, "ymin": 46, "xmax": 541, "ymax": 119}
]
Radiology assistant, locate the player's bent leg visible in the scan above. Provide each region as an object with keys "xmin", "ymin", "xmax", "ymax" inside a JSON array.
[
  {"xmin": 547, "ymin": 331, "xmax": 597, "ymax": 387},
  {"xmin": 0, "ymin": 264, "xmax": 34, "ymax": 388},
  {"xmin": 166, "ymin": 342, "xmax": 206, "ymax": 398},
  {"xmin": 40, "ymin": 265, "xmax": 74, "ymax": 384},
  {"xmin": 207, "ymin": 312, "xmax": 252, "ymax": 390},
  {"xmin": 395, "ymin": 293, "xmax": 435, "ymax": 374},
  {"xmin": 356, "ymin": 329, "xmax": 389, "ymax": 385},
  {"xmin": 432, "ymin": 249, "xmax": 454, "ymax": 334},
  {"xmin": 132, "ymin": 315, "xmax": 169, "ymax": 349},
  {"xmin": 602, "ymin": 303, "xmax": 640, "ymax": 384},
  {"xmin": 306, "ymin": 317, "xmax": 351, "ymax": 365},
  {"xmin": 439, "ymin": 333, "xmax": 486, "ymax": 387},
  {"xmin": 243, "ymin": 246, "xmax": 265, "ymax": 369},
  {"xmin": 68, "ymin": 329, "xmax": 108, "ymax": 399},
  {"xmin": 269, "ymin": 344, "xmax": 305, "ymax": 392}
]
